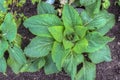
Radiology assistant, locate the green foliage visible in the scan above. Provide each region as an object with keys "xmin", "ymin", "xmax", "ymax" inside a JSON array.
[
  {"xmin": 118, "ymin": 0, "xmax": 120, "ymax": 6},
  {"xmin": 88, "ymin": 45, "xmax": 112, "ymax": 64},
  {"xmin": 37, "ymin": 1, "xmax": 56, "ymax": 14},
  {"xmin": 24, "ymin": 14, "xmax": 63, "ymax": 37},
  {"xmin": 0, "ymin": 0, "xmax": 116, "ymax": 80},
  {"xmin": 0, "ymin": 0, "xmax": 7, "ymax": 13},
  {"xmin": 0, "ymin": 13, "xmax": 26, "ymax": 74},
  {"xmin": 1, "ymin": 13, "xmax": 17, "ymax": 42},
  {"xmin": 79, "ymin": 0, "xmax": 110, "ymax": 15},
  {"xmin": 76, "ymin": 61, "xmax": 96, "ymax": 80},
  {"xmin": 24, "ymin": 36, "xmax": 54, "ymax": 57},
  {"xmin": 20, "ymin": 58, "xmax": 45, "ymax": 72},
  {"xmin": 23, "ymin": 1, "xmax": 115, "ymax": 80},
  {"xmin": 102, "ymin": 0, "xmax": 110, "ymax": 9},
  {"xmin": 31, "ymin": 0, "xmax": 41, "ymax": 4},
  {"xmin": 44, "ymin": 54, "xmax": 59, "ymax": 74},
  {"xmin": 0, "ymin": 57, "xmax": 7, "ymax": 74}
]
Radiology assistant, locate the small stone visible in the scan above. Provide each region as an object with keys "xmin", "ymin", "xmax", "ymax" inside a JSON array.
[
  {"xmin": 117, "ymin": 42, "xmax": 120, "ymax": 45},
  {"xmin": 118, "ymin": 16, "xmax": 120, "ymax": 21}
]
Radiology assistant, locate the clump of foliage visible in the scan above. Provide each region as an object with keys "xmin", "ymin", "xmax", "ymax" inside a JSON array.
[
  {"xmin": 0, "ymin": 0, "xmax": 26, "ymax": 74},
  {"xmin": 0, "ymin": 13, "xmax": 27, "ymax": 73},
  {"xmin": 23, "ymin": 0, "xmax": 115, "ymax": 80},
  {"xmin": 0, "ymin": 13, "xmax": 27, "ymax": 74},
  {"xmin": 0, "ymin": 0, "xmax": 116, "ymax": 80}
]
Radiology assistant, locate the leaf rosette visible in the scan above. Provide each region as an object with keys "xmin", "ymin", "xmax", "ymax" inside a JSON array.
[{"xmin": 24, "ymin": 2, "xmax": 115, "ymax": 80}]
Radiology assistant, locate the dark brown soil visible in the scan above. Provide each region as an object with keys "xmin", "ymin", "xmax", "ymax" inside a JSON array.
[{"xmin": 0, "ymin": 0, "xmax": 120, "ymax": 80}]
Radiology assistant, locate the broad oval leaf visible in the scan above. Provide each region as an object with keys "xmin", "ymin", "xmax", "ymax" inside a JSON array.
[
  {"xmin": 97, "ymin": 13, "xmax": 115, "ymax": 35},
  {"xmin": 24, "ymin": 14, "xmax": 63, "ymax": 37},
  {"xmin": 86, "ymin": 32, "xmax": 113, "ymax": 53},
  {"xmin": 8, "ymin": 45, "xmax": 26, "ymax": 65},
  {"xmin": 88, "ymin": 45, "xmax": 112, "ymax": 64},
  {"xmin": 1, "ymin": 13, "xmax": 17, "ymax": 42},
  {"xmin": 81, "ymin": 10, "xmax": 115, "ymax": 31},
  {"xmin": 37, "ymin": 2, "xmax": 56, "ymax": 14},
  {"xmin": 24, "ymin": 36, "xmax": 54, "ymax": 58},
  {"xmin": 62, "ymin": 4, "xmax": 82, "ymax": 28}
]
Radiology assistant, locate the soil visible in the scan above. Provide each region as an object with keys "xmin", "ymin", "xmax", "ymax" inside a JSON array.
[{"xmin": 0, "ymin": 0, "xmax": 120, "ymax": 80}]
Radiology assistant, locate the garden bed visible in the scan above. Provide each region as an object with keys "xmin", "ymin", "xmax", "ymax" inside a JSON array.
[{"xmin": 0, "ymin": 0, "xmax": 120, "ymax": 80}]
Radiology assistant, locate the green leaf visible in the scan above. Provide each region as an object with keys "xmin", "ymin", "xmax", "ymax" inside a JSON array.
[
  {"xmin": 52, "ymin": 42, "xmax": 70, "ymax": 70},
  {"xmin": 79, "ymin": 0, "xmax": 96, "ymax": 6},
  {"xmin": 118, "ymin": 0, "xmax": 120, "ymax": 6},
  {"xmin": 1, "ymin": 13, "xmax": 17, "ymax": 42},
  {"xmin": 63, "ymin": 39, "xmax": 74, "ymax": 49},
  {"xmin": 80, "ymin": 10, "xmax": 92, "ymax": 25},
  {"xmin": 24, "ymin": 36, "xmax": 53, "ymax": 58},
  {"xmin": 88, "ymin": 45, "xmax": 112, "ymax": 64},
  {"xmin": 0, "ymin": 57, "xmax": 7, "ymax": 73},
  {"xmin": 97, "ymin": 13, "xmax": 115, "ymax": 35},
  {"xmin": 17, "ymin": 0, "xmax": 26, "ymax": 7},
  {"xmin": 80, "ymin": 0, "xmax": 101, "ymax": 15},
  {"xmin": 73, "ymin": 38, "xmax": 88, "ymax": 54},
  {"xmin": 44, "ymin": 54, "xmax": 59, "ymax": 74},
  {"xmin": 63, "ymin": 53, "xmax": 84, "ymax": 80},
  {"xmin": 62, "ymin": 4, "xmax": 82, "ymax": 28},
  {"xmin": 7, "ymin": 56, "xmax": 22, "ymax": 74},
  {"xmin": 102, "ymin": 0, "xmax": 110, "ymax": 9},
  {"xmin": 76, "ymin": 61, "xmax": 96, "ymax": 80},
  {"xmin": 37, "ymin": 2, "xmax": 56, "ymax": 14},
  {"xmin": 86, "ymin": 32, "xmax": 113, "ymax": 53},
  {"xmin": 0, "ymin": 38, "xmax": 8, "ymax": 58},
  {"xmin": 0, "ymin": 0, "xmax": 7, "ymax": 12},
  {"xmin": 24, "ymin": 14, "xmax": 63, "ymax": 37},
  {"xmin": 83, "ymin": 10, "xmax": 115, "ymax": 30},
  {"xmin": 48, "ymin": 26, "xmax": 64, "ymax": 42},
  {"xmin": 8, "ymin": 45, "xmax": 26, "ymax": 65},
  {"xmin": 20, "ymin": 58, "xmax": 45, "ymax": 72},
  {"xmin": 74, "ymin": 26, "xmax": 87, "ymax": 38}
]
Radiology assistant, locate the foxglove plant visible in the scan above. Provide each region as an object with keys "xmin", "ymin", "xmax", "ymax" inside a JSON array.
[{"xmin": 23, "ymin": 1, "xmax": 115, "ymax": 80}]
